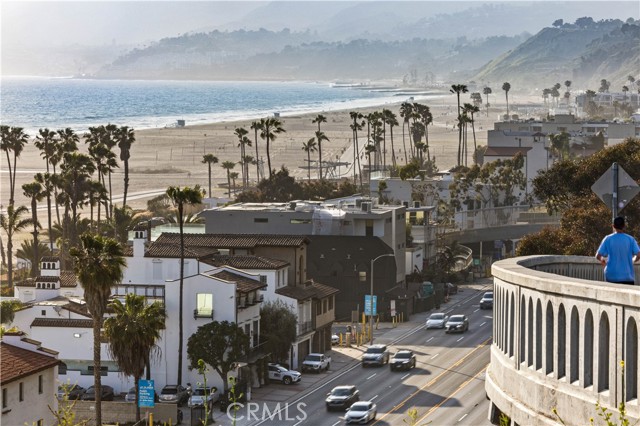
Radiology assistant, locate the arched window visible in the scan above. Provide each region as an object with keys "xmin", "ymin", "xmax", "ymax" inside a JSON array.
[
  {"xmin": 584, "ymin": 310, "xmax": 594, "ymax": 387},
  {"xmin": 536, "ymin": 299, "xmax": 542, "ymax": 370},
  {"xmin": 545, "ymin": 301, "xmax": 554, "ymax": 374},
  {"xmin": 508, "ymin": 292, "xmax": 515, "ymax": 357},
  {"xmin": 557, "ymin": 304, "xmax": 566, "ymax": 379},
  {"xmin": 570, "ymin": 306, "xmax": 580, "ymax": 383},
  {"xmin": 598, "ymin": 312, "xmax": 610, "ymax": 392},
  {"xmin": 527, "ymin": 297, "xmax": 534, "ymax": 367},
  {"xmin": 626, "ymin": 318, "xmax": 638, "ymax": 401},
  {"xmin": 520, "ymin": 296, "xmax": 526, "ymax": 364}
]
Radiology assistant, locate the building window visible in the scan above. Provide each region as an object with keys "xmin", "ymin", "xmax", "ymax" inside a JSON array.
[
  {"xmin": 2, "ymin": 388, "xmax": 7, "ymax": 409},
  {"xmin": 152, "ymin": 259, "xmax": 162, "ymax": 280},
  {"xmin": 36, "ymin": 421, "xmax": 44, "ymax": 426},
  {"xmin": 290, "ymin": 219, "xmax": 311, "ymax": 224},
  {"xmin": 329, "ymin": 297, "xmax": 333, "ymax": 310},
  {"xmin": 19, "ymin": 382, "xmax": 23, "ymax": 402},
  {"xmin": 39, "ymin": 375, "xmax": 43, "ymax": 394},
  {"xmin": 323, "ymin": 299, "xmax": 328, "ymax": 314},
  {"xmin": 254, "ymin": 218, "xmax": 268, "ymax": 223},
  {"xmin": 195, "ymin": 293, "xmax": 213, "ymax": 318},
  {"xmin": 365, "ymin": 220, "xmax": 373, "ymax": 237},
  {"xmin": 260, "ymin": 275, "xmax": 267, "ymax": 284}
]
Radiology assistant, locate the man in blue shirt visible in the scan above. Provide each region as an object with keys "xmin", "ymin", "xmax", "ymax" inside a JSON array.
[{"xmin": 596, "ymin": 216, "xmax": 640, "ymax": 284}]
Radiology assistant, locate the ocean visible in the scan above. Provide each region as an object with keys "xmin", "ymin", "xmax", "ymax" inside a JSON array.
[{"xmin": 0, "ymin": 77, "xmax": 441, "ymax": 136}]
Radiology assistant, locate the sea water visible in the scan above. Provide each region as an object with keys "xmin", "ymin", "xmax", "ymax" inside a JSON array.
[{"xmin": 0, "ymin": 77, "xmax": 435, "ymax": 135}]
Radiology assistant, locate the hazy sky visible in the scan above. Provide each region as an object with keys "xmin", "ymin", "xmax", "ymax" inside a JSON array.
[{"xmin": 2, "ymin": 1, "xmax": 636, "ymax": 48}]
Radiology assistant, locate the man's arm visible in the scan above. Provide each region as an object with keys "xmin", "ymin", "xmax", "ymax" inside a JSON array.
[{"xmin": 596, "ymin": 253, "xmax": 607, "ymax": 266}]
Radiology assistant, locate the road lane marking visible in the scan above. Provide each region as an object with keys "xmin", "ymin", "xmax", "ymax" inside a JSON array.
[
  {"xmin": 473, "ymin": 308, "xmax": 479, "ymax": 312},
  {"xmin": 371, "ymin": 394, "xmax": 379, "ymax": 401},
  {"xmin": 457, "ymin": 337, "xmax": 464, "ymax": 342},
  {"xmin": 401, "ymin": 373, "xmax": 410, "ymax": 380},
  {"xmin": 331, "ymin": 422, "xmax": 340, "ymax": 426},
  {"xmin": 371, "ymin": 337, "xmax": 492, "ymax": 426},
  {"xmin": 367, "ymin": 373, "xmax": 377, "ymax": 380},
  {"xmin": 430, "ymin": 353, "xmax": 439, "ymax": 360},
  {"xmin": 427, "ymin": 337, "xmax": 434, "ymax": 342},
  {"xmin": 458, "ymin": 413, "xmax": 468, "ymax": 422},
  {"xmin": 480, "ymin": 321, "xmax": 486, "ymax": 327},
  {"xmin": 419, "ymin": 366, "xmax": 488, "ymax": 423}
]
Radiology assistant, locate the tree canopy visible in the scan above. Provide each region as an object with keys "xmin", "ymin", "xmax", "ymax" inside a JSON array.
[
  {"xmin": 518, "ymin": 138, "xmax": 640, "ymax": 256},
  {"xmin": 259, "ymin": 300, "xmax": 297, "ymax": 364},
  {"xmin": 187, "ymin": 321, "xmax": 250, "ymax": 393}
]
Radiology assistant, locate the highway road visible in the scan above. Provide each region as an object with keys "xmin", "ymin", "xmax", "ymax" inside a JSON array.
[{"xmin": 238, "ymin": 283, "xmax": 494, "ymax": 426}]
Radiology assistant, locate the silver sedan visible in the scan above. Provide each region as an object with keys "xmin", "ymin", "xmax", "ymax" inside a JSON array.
[{"xmin": 426, "ymin": 312, "xmax": 449, "ymax": 329}]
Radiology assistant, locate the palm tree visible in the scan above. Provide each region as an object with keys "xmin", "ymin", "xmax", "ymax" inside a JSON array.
[
  {"xmin": 230, "ymin": 172, "xmax": 239, "ymax": 195},
  {"xmin": 364, "ymin": 143, "xmax": 376, "ymax": 191},
  {"xmin": 564, "ymin": 80, "xmax": 572, "ymax": 104},
  {"xmin": 15, "ymin": 240, "xmax": 51, "ymax": 273},
  {"xmin": 201, "ymin": 154, "xmax": 219, "ymax": 197},
  {"xmin": 349, "ymin": 111, "xmax": 365, "ymax": 187},
  {"xmin": 34, "ymin": 129, "xmax": 58, "ymax": 230},
  {"xmin": 382, "ymin": 109, "xmax": 399, "ymax": 169},
  {"xmin": 502, "ymin": 82, "xmax": 511, "ymax": 117},
  {"xmin": 398, "ymin": 102, "xmax": 412, "ymax": 164},
  {"xmin": 221, "ymin": 161, "xmax": 236, "ymax": 196},
  {"xmin": 234, "ymin": 127, "xmax": 251, "ymax": 189},
  {"xmin": 55, "ymin": 128, "xmax": 80, "ymax": 224},
  {"xmin": 86, "ymin": 180, "xmax": 108, "ymax": 232},
  {"xmin": 0, "ymin": 205, "xmax": 33, "ymax": 287},
  {"xmin": 104, "ymin": 293, "xmax": 166, "ymax": 423},
  {"xmin": 250, "ymin": 121, "xmax": 263, "ymax": 181},
  {"xmin": 0, "ymin": 125, "xmax": 30, "ymax": 207},
  {"xmin": 483, "ymin": 87, "xmax": 492, "ymax": 117},
  {"xmin": 59, "ymin": 152, "xmax": 95, "ymax": 249},
  {"xmin": 312, "ymin": 114, "xmax": 328, "ymax": 176},
  {"xmin": 70, "ymin": 233, "xmax": 125, "ymax": 426},
  {"xmin": 34, "ymin": 173, "xmax": 55, "ymax": 251},
  {"xmin": 22, "ymin": 181, "xmax": 45, "ymax": 277},
  {"xmin": 462, "ymin": 103, "xmax": 481, "ymax": 164},
  {"xmin": 312, "ymin": 114, "xmax": 327, "ymax": 133},
  {"xmin": 115, "ymin": 126, "xmax": 135, "ymax": 208},
  {"xmin": 450, "ymin": 84, "xmax": 468, "ymax": 166},
  {"xmin": 242, "ymin": 155, "xmax": 254, "ymax": 185},
  {"xmin": 301, "ymin": 138, "xmax": 318, "ymax": 181},
  {"xmin": 259, "ymin": 118, "xmax": 286, "ymax": 179},
  {"xmin": 314, "ymin": 130, "xmax": 329, "ymax": 179},
  {"xmin": 166, "ymin": 185, "xmax": 204, "ymax": 387}
]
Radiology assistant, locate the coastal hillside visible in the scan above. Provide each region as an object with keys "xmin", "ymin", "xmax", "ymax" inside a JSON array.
[{"xmin": 473, "ymin": 18, "xmax": 640, "ymax": 89}]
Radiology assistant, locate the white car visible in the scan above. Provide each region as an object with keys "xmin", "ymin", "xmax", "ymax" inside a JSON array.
[
  {"xmin": 267, "ymin": 363, "xmax": 302, "ymax": 385},
  {"xmin": 426, "ymin": 312, "xmax": 449, "ymax": 329},
  {"xmin": 345, "ymin": 400, "xmax": 377, "ymax": 424},
  {"xmin": 331, "ymin": 334, "xmax": 340, "ymax": 345},
  {"xmin": 187, "ymin": 386, "xmax": 218, "ymax": 408}
]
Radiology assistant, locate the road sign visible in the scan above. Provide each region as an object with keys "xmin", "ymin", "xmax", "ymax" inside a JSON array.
[
  {"xmin": 592, "ymin": 163, "xmax": 639, "ymax": 216},
  {"xmin": 364, "ymin": 295, "xmax": 377, "ymax": 316},
  {"xmin": 139, "ymin": 379, "xmax": 155, "ymax": 408}
]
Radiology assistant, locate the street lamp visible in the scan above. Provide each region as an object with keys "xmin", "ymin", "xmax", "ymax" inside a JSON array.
[{"xmin": 369, "ymin": 253, "xmax": 395, "ymax": 344}]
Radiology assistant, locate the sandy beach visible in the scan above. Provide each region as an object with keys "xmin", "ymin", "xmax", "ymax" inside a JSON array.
[{"xmin": 3, "ymin": 91, "xmax": 543, "ymax": 213}]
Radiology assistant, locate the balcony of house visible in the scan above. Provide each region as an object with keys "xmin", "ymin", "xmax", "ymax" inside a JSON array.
[
  {"xmin": 487, "ymin": 255, "xmax": 640, "ymax": 426},
  {"xmin": 298, "ymin": 320, "xmax": 314, "ymax": 336}
]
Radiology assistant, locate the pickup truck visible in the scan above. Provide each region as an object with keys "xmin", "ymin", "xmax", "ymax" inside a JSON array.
[{"xmin": 301, "ymin": 353, "xmax": 331, "ymax": 373}]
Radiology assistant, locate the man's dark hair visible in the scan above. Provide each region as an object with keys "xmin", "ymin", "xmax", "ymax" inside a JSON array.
[{"xmin": 613, "ymin": 216, "xmax": 625, "ymax": 230}]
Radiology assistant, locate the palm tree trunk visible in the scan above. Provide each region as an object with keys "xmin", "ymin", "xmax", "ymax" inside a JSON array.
[
  {"xmin": 4, "ymin": 152, "xmax": 14, "ymax": 206},
  {"xmin": 108, "ymin": 171, "xmax": 113, "ymax": 221},
  {"xmin": 471, "ymin": 115, "xmax": 477, "ymax": 164},
  {"xmin": 31, "ymin": 199, "xmax": 39, "ymax": 278},
  {"xmin": 208, "ymin": 164, "xmax": 212, "ymax": 198},
  {"xmin": 307, "ymin": 152, "xmax": 311, "ymax": 181},
  {"xmin": 178, "ymin": 206, "xmax": 185, "ymax": 386},
  {"xmin": 254, "ymin": 131, "xmax": 260, "ymax": 181},
  {"xmin": 456, "ymin": 97, "xmax": 462, "ymax": 166},
  {"xmin": 227, "ymin": 171, "xmax": 231, "ymax": 197},
  {"xmin": 266, "ymin": 135, "xmax": 272, "ymax": 179},
  {"xmin": 53, "ymin": 164, "xmax": 61, "ymax": 225},
  {"xmin": 390, "ymin": 127, "xmax": 396, "ymax": 168},
  {"xmin": 135, "ymin": 376, "xmax": 141, "ymax": 422},
  {"xmin": 93, "ymin": 317, "xmax": 103, "ymax": 426},
  {"xmin": 401, "ymin": 124, "xmax": 408, "ymax": 165},
  {"xmin": 123, "ymin": 159, "xmax": 129, "ymax": 208},
  {"xmin": 7, "ymin": 234, "xmax": 13, "ymax": 288},
  {"xmin": 46, "ymin": 191, "xmax": 53, "ymax": 252}
]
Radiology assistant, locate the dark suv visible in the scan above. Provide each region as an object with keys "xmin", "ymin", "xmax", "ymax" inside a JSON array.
[
  {"xmin": 326, "ymin": 385, "xmax": 359, "ymax": 411},
  {"xmin": 361, "ymin": 344, "xmax": 389, "ymax": 367}
]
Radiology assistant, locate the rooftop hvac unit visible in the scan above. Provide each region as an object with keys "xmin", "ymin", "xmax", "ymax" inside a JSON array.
[
  {"xmin": 413, "ymin": 201, "xmax": 421, "ymax": 208},
  {"xmin": 356, "ymin": 198, "xmax": 364, "ymax": 208},
  {"xmin": 361, "ymin": 202, "xmax": 372, "ymax": 213}
]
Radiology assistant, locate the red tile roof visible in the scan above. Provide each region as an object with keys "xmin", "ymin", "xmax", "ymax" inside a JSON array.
[
  {"xmin": 275, "ymin": 281, "xmax": 339, "ymax": 300},
  {"xmin": 31, "ymin": 318, "xmax": 93, "ymax": 328},
  {"xmin": 0, "ymin": 343, "xmax": 59, "ymax": 385},
  {"xmin": 209, "ymin": 270, "xmax": 267, "ymax": 293},
  {"xmin": 201, "ymin": 255, "xmax": 289, "ymax": 270}
]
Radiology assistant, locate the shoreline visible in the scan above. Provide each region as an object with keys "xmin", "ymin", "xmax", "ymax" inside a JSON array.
[{"xmin": 3, "ymin": 91, "xmax": 543, "ymax": 214}]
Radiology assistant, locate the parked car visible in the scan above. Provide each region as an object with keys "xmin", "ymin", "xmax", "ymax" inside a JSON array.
[
  {"xmin": 159, "ymin": 384, "xmax": 190, "ymax": 405},
  {"xmin": 81, "ymin": 385, "xmax": 115, "ymax": 401},
  {"xmin": 267, "ymin": 363, "xmax": 302, "ymax": 385},
  {"xmin": 331, "ymin": 333, "xmax": 340, "ymax": 345},
  {"xmin": 125, "ymin": 386, "xmax": 160, "ymax": 403},
  {"xmin": 389, "ymin": 350, "xmax": 417, "ymax": 371},
  {"xmin": 445, "ymin": 314, "xmax": 470, "ymax": 333},
  {"xmin": 57, "ymin": 384, "xmax": 85, "ymax": 400},
  {"xmin": 361, "ymin": 344, "xmax": 389, "ymax": 367},
  {"xmin": 426, "ymin": 313, "xmax": 449, "ymax": 329},
  {"xmin": 325, "ymin": 385, "xmax": 359, "ymax": 411},
  {"xmin": 480, "ymin": 291, "xmax": 494, "ymax": 309},
  {"xmin": 302, "ymin": 353, "xmax": 331, "ymax": 373},
  {"xmin": 345, "ymin": 400, "xmax": 377, "ymax": 424},
  {"xmin": 188, "ymin": 386, "xmax": 218, "ymax": 408}
]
